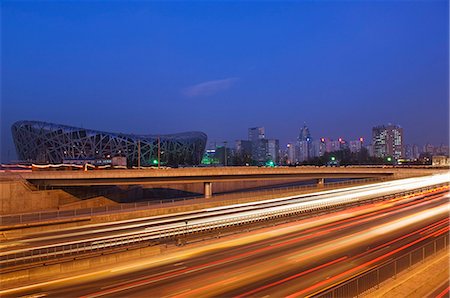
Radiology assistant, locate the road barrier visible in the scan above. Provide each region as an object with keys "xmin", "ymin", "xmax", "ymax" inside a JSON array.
[{"xmin": 314, "ymin": 233, "xmax": 449, "ymax": 298}]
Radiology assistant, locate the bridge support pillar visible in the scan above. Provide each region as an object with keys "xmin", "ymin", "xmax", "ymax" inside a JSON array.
[
  {"xmin": 317, "ymin": 178, "xmax": 325, "ymax": 187},
  {"xmin": 204, "ymin": 182, "xmax": 213, "ymax": 198}
]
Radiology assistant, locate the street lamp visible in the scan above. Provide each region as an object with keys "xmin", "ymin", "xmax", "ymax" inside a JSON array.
[
  {"xmin": 137, "ymin": 139, "xmax": 141, "ymax": 169},
  {"xmin": 158, "ymin": 136, "xmax": 161, "ymax": 169},
  {"xmin": 223, "ymin": 141, "xmax": 228, "ymax": 167}
]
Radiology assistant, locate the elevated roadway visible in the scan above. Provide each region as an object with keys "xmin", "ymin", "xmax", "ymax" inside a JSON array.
[{"xmin": 12, "ymin": 166, "xmax": 447, "ymax": 198}]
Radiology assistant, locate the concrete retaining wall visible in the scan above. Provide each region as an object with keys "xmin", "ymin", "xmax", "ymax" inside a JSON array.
[
  {"xmin": 58, "ymin": 196, "xmax": 118, "ymax": 210},
  {"xmin": 0, "ymin": 179, "xmax": 79, "ymax": 214}
]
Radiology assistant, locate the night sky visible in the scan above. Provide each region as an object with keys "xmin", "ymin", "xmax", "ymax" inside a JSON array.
[{"xmin": 1, "ymin": 1, "xmax": 448, "ymax": 162}]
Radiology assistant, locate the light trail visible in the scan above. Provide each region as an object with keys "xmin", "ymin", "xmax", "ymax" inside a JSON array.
[
  {"xmin": 12, "ymin": 177, "xmax": 409, "ymax": 243},
  {"xmin": 93, "ymin": 195, "xmax": 448, "ymax": 298},
  {"xmin": 233, "ymin": 256, "xmax": 349, "ymax": 298},
  {"xmin": 436, "ymin": 286, "xmax": 450, "ymax": 298},
  {"xmin": 50, "ymin": 191, "xmax": 450, "ymax": 298},
  {"xmin": 286, "ymin": 204, "xmax": 450, "ymax": 297},
  {"xmin": 235, "ymin": 217, "xmax": 449, "ymax": 297},
  {"xmin": 3, "ymin": 176, "xmax": 447, "ymax": 260},
  {"xmin": 167, "ymin": 203, "xmax": 449, "ymax": 298},
  {"xmin": 11, "ymin": 174, "xmax": 449, "ymax": 246},
  {"xmin": 1, "ymin": 174, "xmax": 448, "ymax": 297}
]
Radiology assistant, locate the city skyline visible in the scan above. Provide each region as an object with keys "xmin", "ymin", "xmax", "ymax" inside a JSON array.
[
  {"xmin": 1, "ymin": 118, "xmax": 449, "ymax": 163},
  {"xmin": 1, "ymin": 1, "xmax": 448, "ymax": 162},
  {"xmin": 205, "ymin": 122, "xmax": 446, "ymax": 149}
]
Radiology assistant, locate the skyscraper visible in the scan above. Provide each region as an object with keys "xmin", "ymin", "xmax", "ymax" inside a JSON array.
[
  {"xmin": 296, "ymin": 124, "xmax": 312, "ymax": 162},
  {"xmin": 235, "ymin": 140, "xmax": 252, "ymax": 160},
  {"xmin": 248, "ymin": 127, "xmax": 265, "ymax": 142},
  {"xmin": 372, "ymin": 124, "xmax": 403, "ymax": 159},
  {"xmin": 298, "ymin": 124, "xmax": 311, "ymax": 142},
  {"xmin": 311, "ymin": 139, "xmax": 326, "ymax": 158},
  {"xmin": 286, "ymin": 143, "xmax": 296, "ymax": 164},
  {"xmin": 254, "ymin": 139, "xmax": 268, "ymax": 164},
  {"xmin": 248, "ymin": 127, "xmax": 267, "ymax": 164},
  {"xmin": 349, "ymin": 138, "xmax": 364, "ymax": 153},
  {"xmin": 267, "ymin": 139, "xmax": 280, "ymax": 163}
]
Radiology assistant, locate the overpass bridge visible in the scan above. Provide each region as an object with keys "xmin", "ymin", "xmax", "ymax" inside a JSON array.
[{"xmin": 15, "ymin": 166, "xmax": 445, "ymax": 198}]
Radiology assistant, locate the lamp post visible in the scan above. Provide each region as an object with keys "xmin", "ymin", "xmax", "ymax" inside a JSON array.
[
  {"xmin": 158, "ymin": 136, "xmax": 161, "ymax": 169},
  {"xmin": 137, "ymin": 139, "xmax": 141, "ymax": 169},
  {"xmin": 223, "ymin": 141, "xmax": 228, "ymax": 167}
]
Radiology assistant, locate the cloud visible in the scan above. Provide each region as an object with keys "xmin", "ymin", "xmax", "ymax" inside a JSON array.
[{"xmin": 183, "ymin": 77, "xmax": 239, "ymax": 98}]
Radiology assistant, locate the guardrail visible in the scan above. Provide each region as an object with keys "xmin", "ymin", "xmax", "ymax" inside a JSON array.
[
  {"xmin": 0, "ymin": 184, "xmax": 446, "ymax": 269},
  {"xmin": 314, "ymin": 233, "xmax": 449, "ymax": 298},
  {"xmin": 0, "ymin": 177, "xmax": 384, "ymax": 226}
]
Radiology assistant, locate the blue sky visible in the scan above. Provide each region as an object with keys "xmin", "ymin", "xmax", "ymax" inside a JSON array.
[{"xmin": 1, "ymin": 1, "xmax": 448, "ymax": 161}]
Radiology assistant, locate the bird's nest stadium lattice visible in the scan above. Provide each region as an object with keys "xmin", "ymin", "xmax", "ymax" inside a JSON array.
[{"xmin": 11, "ymin": 121, "xmax": 207, "ymax": 166}]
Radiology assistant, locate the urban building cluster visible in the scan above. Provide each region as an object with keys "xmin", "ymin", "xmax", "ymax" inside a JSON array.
[
  {"xmin": 202, "ymin": 127, "xmax": 279, "ymax": 166},
  {"xmin": 203, "ymin": 124, "xmax": 449, "ymax": 166},
  {"xmin": 9, "ymin": 120, "xmax": 448, "ymax": 167}
]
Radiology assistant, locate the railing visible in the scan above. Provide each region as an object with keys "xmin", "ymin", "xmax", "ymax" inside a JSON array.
[
  {"xmin": 0, "ymin": 185, "xmax": 446, "ymax": 269},
  {"xmin": 0, "ymin": 177, "xmax": 385, "ymax": 226},
  {"xmin": 314, "ymin": 233, "xmax": 449, "ymax": 298}
]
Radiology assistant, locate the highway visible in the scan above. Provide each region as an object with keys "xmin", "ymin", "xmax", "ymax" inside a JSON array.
[
  {"xmin": 1, "ymin": 174, "xmax": 449, "ymax": 297},
  {"xmin": 0, "ymin": 174, "xmax": 448, "ymax": 269}
]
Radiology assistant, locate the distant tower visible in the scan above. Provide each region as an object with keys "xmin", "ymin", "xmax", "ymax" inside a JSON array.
[
  {"xmin": 267, "ymin": 139, "xmax": 280, "ymax": 163},
  {"xmin": 372, "ymin": 124, "xmax": 403, "ymax": 160},
  {"xmin": 286, "ymin": 143, "xmax": 296, "ymax": 164},
  {"xmin": 248, "ymin": 127, "xmax": 267, "ymax": 165},
  {"xmin": 298, "ymin": 123, "xmax": 311, "ymax": 142},
  {"xmin": 248, "ymin": 127, "xmax": 265, "ymax": 142},
  {"xmin": 296, "ymin": 123, "xmax": 312, "ymax": 162}
]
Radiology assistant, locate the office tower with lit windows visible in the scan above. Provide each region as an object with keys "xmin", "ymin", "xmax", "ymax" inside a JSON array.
[
  {"xmin": 252, "ymin": 139, "xmax": 268, "ymax": 164},
  {"xmin": 248, "ymin": 127, "xmax": 265, "ymax": 142},
  {"xmin": 247, "ymin": 127, "xmax": 267, "ymax": 164},
  {"xmin": 311, "ymin": 139, "xmax": 326, "ymax": 158},
  {"xmin": 349, "ymin": 138, "xmax": 364, "ymax": 153},
  {"xmin": 286, "ymin": 143, "xmax": 296, "ymax": 164},
  {"xmin": 235, "ymin": 140, "xmax": 252, "ymax": 160},
  {"xmin": 267, "ymin": 139, "xmax": 280, "ymax": 163},
  {"xmin": 330, "ymin": 140, "xmax": 341, "ymax": 152},
  {"xmin": 296, "ymin": 124, "xmax": 312, "ymax": 162},
  {"xmin": 372, "ymin": 124, "xmax": 403, "ymax": 159}
]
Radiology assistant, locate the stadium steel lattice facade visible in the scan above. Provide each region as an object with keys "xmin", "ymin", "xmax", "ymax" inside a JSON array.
[{"xmin": 11, "ymin": 121, "xmax": 207, "ymax": 166}]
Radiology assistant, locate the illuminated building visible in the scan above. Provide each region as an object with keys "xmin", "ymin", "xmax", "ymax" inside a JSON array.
[
  {"xmin": 235, "ymin": 140, "xmax": 252, "ymax": 160},
  {"xmin": 296, "ymin": 124, "xmax": 312, "ymax": 162},
  {"xmin": 12, "ymin": 121, "xmax": 207, "ymax": 166},
  {"xmin": 286, "ymin": 143, "xmax": 296, "ymax": 164},
  {"xmin": 372, "ymin": 124, "xmax": 403, "ymax": 159},
  {"xmin": 349, "ymin": 138, "xmax": 364, "ymax": 153},
  {"xmin": 248, "ymin": 127, "xmax": 265, "ymax": 142},
  {"xmin": 267, "ymin": 139, "xmax": 280, "ymax": 163}
]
